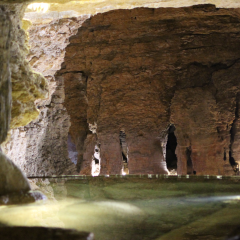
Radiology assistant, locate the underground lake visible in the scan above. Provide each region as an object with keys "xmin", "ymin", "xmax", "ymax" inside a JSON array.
[{"xmin": 0, "ymin": 175, "xmax": 240, "ymax": 240}]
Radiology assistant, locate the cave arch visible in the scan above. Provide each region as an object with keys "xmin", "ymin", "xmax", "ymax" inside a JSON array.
[
  {"xmin": 119, "ymin": 130, "xmax": 129, "ymax": 175},
  {"xmin": 166, "ymin": 125, "xmax": 178, "ymax": 174}
]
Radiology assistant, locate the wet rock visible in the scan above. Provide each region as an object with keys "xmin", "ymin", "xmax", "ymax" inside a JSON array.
[
  {"xmin": 0, "ymin": 227, "xmax": 94, "ymax": 240},
  {"xmin": 0, "ymin": 4, "xmax": 31, "ymax": 197},
  {"xmin": 0, "ymin": 190, "xmax": 46, "ymax": 205},
  {"xmin": 0, "ymin": 152, "xmax": 30, "ymax": 196}
]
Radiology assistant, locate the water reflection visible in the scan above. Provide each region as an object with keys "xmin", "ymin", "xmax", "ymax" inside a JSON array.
[{"xmin": 1, "ymin": 176, "xmax": 240, "ymax": 240}]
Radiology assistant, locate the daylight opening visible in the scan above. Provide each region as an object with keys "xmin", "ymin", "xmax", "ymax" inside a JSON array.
[
  {"xmin": 27, "ymin": 3, "xmax": 50, "ymax": 13},
  {"xmin": 120, "ymin": 130, "xmax": 129, "ymax": 175},
  {"xmin": 91, "ymin": 144, "xmax": 101, "ymax": 176}
]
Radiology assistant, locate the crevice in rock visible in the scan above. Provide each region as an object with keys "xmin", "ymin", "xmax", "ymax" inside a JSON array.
[
  {"xmin": 229, "ymin": 93, "xmax": 240, "ymax": 174},
  {"xmin": 166, "ymin": 125, "xmax": 177, "ymax": 174},
  {"xmin": 58, "ymin": 70, "xmax": 86, "ymax": 76},
  {"xmin": 119, "ymin": 130, "xmax": 129, "ymax": 175},
  {"xmin": 91, "ymin": 143, "xmax": 101, "ymax": 176}
]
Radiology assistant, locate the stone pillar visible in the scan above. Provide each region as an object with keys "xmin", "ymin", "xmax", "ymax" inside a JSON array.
[
  {"xmin": 175, "ymin": 145, "xmax": 188, "ymax": 175},
  {"xmin": 171, "ymin": 88, "xmax": 227, "ymax": 175},
  {"xmin": 80, "ymin": 134, "xmax": 97, "ymax": 175},
  {"xmin": 127, "ymin": 134, "xmax": 168, "ymax": 174},
  {"xmin": 99, "ymin": 133, "xmax": 122, "ymax": 175}
]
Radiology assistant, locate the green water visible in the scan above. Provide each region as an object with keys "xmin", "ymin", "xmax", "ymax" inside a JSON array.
[{"xmin": 1, "ymin": 175, "xmax": 240, "ymax": 240}]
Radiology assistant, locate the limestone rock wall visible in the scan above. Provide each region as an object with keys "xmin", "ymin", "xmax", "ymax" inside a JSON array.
[
  {"xmin": 0, "ymin": 3, "xmax": 42, "ymax": 195},
  {"xmin": 7, "ymin": 3, "xmax": 48, "ymax": 129},
  {"xmin": 4, "ymin": 16, "xmax": 89, "ymax": 176},
  {"xmin": 0, "ymin": 6, "xmax": 11, "ymax": 145},
  {"xmin": 5, "ymin": 4, "xmax": 240, "ymax": 176},
  {"xmin": 59, "ymin": 5, "xmax": 240, "ymax": 175}
]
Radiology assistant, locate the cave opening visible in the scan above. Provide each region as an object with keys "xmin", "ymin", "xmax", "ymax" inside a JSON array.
[
  {"xmin": 166, "ymin": 125, "xmax": 178, "ymax": 174},
  {"xmin": 91, "ymin": 144, "xmax": 101, "ymax": 176},
  {"xmin": 119, "ymin": 130, "xmax": 129, "ymax": 175}
]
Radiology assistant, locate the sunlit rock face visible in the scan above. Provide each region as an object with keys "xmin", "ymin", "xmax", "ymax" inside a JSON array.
[
  {"xmin": 5, "ymin": 3, "xmax": 48, "ymax": 129},
  {"xmin": 58, "ymin": 4, "xmax": 240, "ymax": 175},
  {"xmin": 3, "ymin": 16, "xmax": 89, "ymax": 176},
  {"xmin": 0, "ymin": 4, "xmax": 31, "ymax": 195},
  {"xmin": 12, "ymin": 1, "xmax": 240, "ymax": 16}
]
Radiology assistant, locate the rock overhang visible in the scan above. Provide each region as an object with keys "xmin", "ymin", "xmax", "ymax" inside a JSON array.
[{"xmin": 3, "ymin": 1, "xmax": 240, "ymax": 23}]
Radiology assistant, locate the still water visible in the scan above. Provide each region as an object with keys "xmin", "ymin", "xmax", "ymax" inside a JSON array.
[{"xmin": 1, "ymin": 175, "xmax": 240, "ymax": 240}]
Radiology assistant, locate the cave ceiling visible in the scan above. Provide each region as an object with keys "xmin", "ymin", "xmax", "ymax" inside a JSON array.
[{"xmin": 1, "ymin": 1, "xmax": 240, "ymax": 17}]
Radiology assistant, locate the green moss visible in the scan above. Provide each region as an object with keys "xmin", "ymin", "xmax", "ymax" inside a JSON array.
[{"xmin": 21, "ymin": 19, "xmax": 32, "ymax": 31}]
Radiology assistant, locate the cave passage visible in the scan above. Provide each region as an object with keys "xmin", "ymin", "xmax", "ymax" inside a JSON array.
[
  {"xmin": 166, "ymin": 125, "xmax": 178, "ymax": 173},
  {"xmin": 119, "ymin": 130, "xmax": 129, "ymax": 175}
]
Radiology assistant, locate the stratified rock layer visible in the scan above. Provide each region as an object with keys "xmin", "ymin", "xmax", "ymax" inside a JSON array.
[
  {"xmin": 59, "ymin": 4, "xmax": 240, "ymax": 175},
  {"xmin": 4, "ymin": 16, "xmax": 89, "ymax": 176}
]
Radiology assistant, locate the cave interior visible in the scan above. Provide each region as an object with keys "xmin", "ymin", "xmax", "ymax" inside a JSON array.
[{"xmin": 1, "ymin": 0, "xmax": 240, "ymax": 239}]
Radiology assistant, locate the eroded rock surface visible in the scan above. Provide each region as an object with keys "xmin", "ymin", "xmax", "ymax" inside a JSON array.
[
  {"xmin": 0, "ymin": 4, "xmax": 35, "ymax": 196},
  {"xmin": 59, "ymin": 5, "xmax": 240, "ymax": 175},
  {"xmin": 5, "ymin": 3, "xmax": 48, "ymax": 129},
  {"xmin": 0, "ymin": 152, "xmax": 30, "ymax": 195},
  {"xmin": 5, "ymin": 4, "xmax": 240, "ymax": 176},
  {"xmin": 3, "ymin": 16, "xmax": 89, "ymax": 176}
]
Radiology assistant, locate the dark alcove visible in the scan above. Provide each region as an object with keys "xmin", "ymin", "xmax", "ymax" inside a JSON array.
[
  {"xmin": 166, "ymin": 125, "xmax": 178, "ymax": 172},
  {"xmin": 119, "ymin": 130, "xmax": 129, "ymax": 175}
]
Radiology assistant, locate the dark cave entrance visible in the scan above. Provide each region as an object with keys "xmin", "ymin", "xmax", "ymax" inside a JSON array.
[
  {"xmin": 166, "ymin": 125, "xmax": 178, "ymax": 173},
  {"xmin": 119, "ymin": 130, "xmax": 129, "ymax": 175}
]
